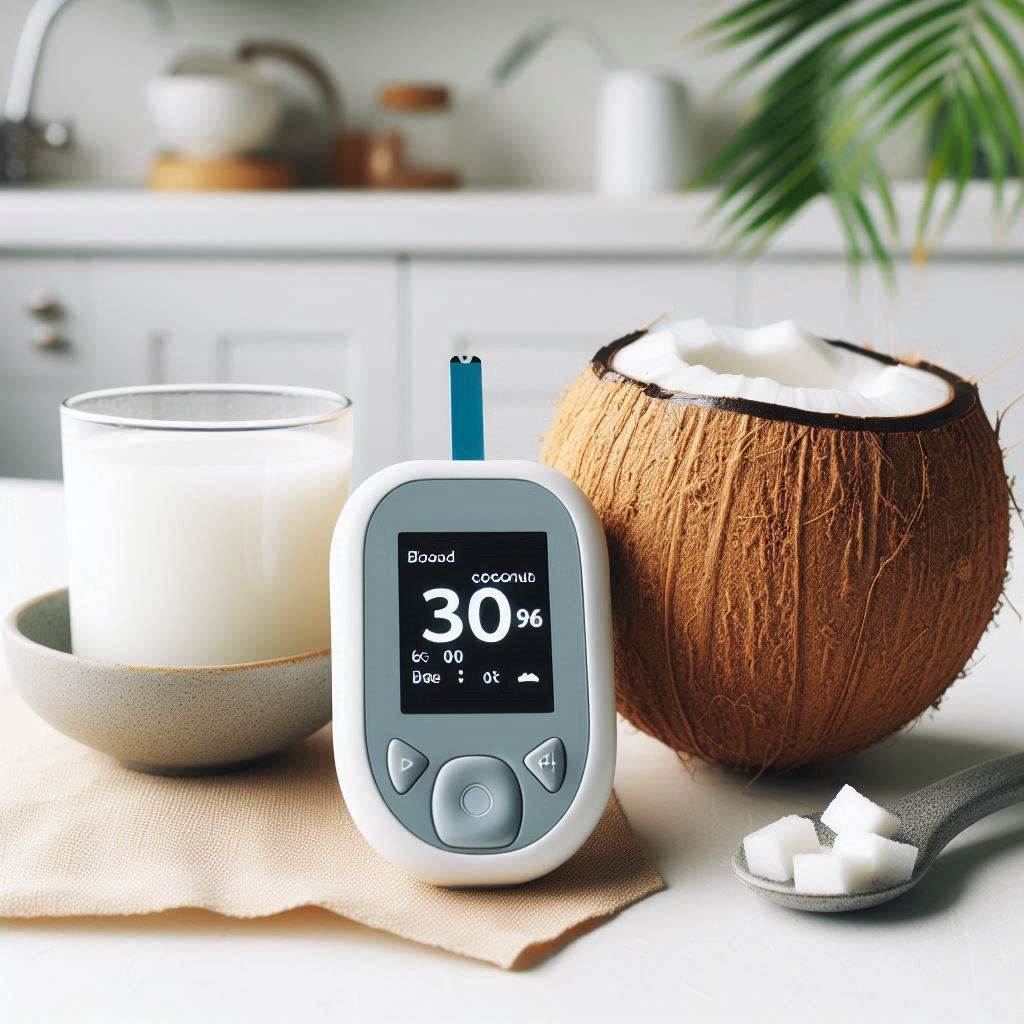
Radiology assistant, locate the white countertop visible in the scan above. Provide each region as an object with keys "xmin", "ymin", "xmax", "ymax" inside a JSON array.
[
  {"xmin": 1, "ymin": 478, "xmax": 1023, "ymax": 1024},
  {"xmin": 1, "ymin": 182, "xmax": 1022, "ymax": 255}
]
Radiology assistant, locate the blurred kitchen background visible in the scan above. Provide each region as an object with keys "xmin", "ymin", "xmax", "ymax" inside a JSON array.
[{"xmin": 1, "ymin": 0, "xmax": 1022, "ymax": 481}]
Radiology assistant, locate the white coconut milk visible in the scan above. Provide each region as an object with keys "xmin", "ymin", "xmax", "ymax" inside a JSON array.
[{"xmin": 63, "ymin": 429, "xmax": 349, "ymax": 666}]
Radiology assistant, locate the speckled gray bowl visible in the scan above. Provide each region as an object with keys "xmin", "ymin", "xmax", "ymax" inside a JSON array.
[{"xmin": 2, "ymin": 588, "xmax": 331, "ymax": 775}]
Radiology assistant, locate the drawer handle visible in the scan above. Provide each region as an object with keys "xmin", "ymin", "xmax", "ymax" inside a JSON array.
[
  {"xmin": 26, "ymin": 293, "xmax": 64, "ymax": 320},
  {"xmin": 32, "ymin": 326, "xmax": 66, "ymax": 350}
]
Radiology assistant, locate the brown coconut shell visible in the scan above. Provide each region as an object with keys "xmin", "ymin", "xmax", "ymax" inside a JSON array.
[{"xmin": 541, "ymin": 330, "xmax": 1010, "ymax": 771}]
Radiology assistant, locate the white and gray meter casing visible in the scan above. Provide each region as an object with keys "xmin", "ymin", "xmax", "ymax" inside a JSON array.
[{"xmin": 331, "ymin": 460, "xmax": 615, "ymax": 886}]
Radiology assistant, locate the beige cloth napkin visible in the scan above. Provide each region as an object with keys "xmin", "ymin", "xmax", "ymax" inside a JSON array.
[{"xmin": 0, "ymin": 685, "xmax": 662, "ymax": 968}]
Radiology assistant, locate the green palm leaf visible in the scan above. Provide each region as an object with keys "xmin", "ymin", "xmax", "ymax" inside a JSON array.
[{"xmin": 695, "ymin": 0, "xmax": 1024, "ymax": 262}]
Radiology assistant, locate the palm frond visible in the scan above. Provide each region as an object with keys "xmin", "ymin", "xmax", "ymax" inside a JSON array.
[{"xmin": 695, "ymin": 0, "xmax": 1024, "ymax": 261}]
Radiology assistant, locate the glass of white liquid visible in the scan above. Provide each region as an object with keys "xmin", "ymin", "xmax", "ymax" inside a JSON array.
[{"xmin": 60, "ymin": 385, "xmax": 352, "ymax": 667}]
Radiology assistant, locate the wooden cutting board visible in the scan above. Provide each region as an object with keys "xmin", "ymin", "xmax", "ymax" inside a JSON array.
[{"xmin": 148, "ymin": 155, "xmax": 297, "ymax": 191}]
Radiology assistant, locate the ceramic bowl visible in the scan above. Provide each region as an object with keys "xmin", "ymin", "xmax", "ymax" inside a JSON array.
[
  {"xmin": 147, "ymin": 72, "xmax": 284, "ymax": 157},
  {"xmin": 2, "ymin": 589, "xmax": 331, "ymax": 775}
]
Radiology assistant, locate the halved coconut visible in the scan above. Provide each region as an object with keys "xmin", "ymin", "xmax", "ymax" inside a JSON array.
[{"xmin": 541, "ymin": 319, "xmax": 1010, "ymax": 771}]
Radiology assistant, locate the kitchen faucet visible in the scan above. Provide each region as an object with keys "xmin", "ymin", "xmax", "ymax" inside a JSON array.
[{"xmin": 1, "ymin": 0, "xmax": 171, "ymax": 184}]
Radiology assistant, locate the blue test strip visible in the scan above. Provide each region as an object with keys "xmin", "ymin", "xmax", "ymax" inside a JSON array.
[{"xmin": 449, "ymin": 356, "xmax": 485, "ymax": 461}]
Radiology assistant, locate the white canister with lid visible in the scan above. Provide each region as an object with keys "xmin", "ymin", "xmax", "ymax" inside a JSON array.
[{"xmin": 595, "ymin": 69, "xmax": 690, "ymax": 196}]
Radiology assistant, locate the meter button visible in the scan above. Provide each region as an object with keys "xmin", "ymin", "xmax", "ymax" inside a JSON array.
[
  {"xmin": 460, "ymin": 784, "xmax": 494, "ymax": 817},
  {"xmin": 387, "ymin": 739, "xmax": 428, "ymax": 794},
  {"xmin": 432, "ymin": 756, "xmax": 522, "ymax": 849},
  {"xmin": 524, "ymin": 738, "xmax": 566, "ymax": 793}
]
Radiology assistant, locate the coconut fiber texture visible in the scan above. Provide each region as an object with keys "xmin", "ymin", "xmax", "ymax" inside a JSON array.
[
  {"xmin": 541, "ymin": 332, "xmax": 1010, "ymax": 772},
  {"xmin": 0, "ymin": 684, "xmax": 662, "ymax": 969}
]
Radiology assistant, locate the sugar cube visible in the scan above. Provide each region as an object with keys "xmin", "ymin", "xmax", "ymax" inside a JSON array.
[
  {"xmin": 743, "ymin": 815, "xmax": 821, "ymax": 882},
  {"xmin": 820, "ymin": 784, "xmax": 900, "ymax": 838},
  {"xmin": 793, "ymin": 852, "xmax": 874, "ymax": 895},
  {"xmin": 833, "ymin": 831, "xmax": 918, "ymax": 886}
]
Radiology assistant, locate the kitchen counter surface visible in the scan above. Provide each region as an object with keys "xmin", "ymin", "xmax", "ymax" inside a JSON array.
[
  {"xmin": 1, "ymin": 182, "xmax": 1023, "ymax": 256},
  {"xmin": 1, "ymin": 478, "xmax": 1023, "ymax": 1024}
]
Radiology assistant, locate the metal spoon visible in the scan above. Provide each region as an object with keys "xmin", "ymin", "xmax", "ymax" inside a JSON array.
[{"xmin": 733, "ymin": 752, "xmax": 1024, "ymax": 912}]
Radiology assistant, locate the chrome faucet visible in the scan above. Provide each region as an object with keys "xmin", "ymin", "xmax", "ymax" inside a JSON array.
[{"xmin": 1, "ymin": 0, "xmax": 171, "ymax": 184}]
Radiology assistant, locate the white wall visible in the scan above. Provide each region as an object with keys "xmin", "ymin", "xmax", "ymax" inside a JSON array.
[{"xmin": 0, "ymin": 0, "xmax": 749, "ymax": 188}]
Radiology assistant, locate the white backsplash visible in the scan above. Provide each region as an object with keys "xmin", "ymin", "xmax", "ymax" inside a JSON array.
[{"xmin": 0, "ymin": 0, "xmax": 748, "ymax": 188}]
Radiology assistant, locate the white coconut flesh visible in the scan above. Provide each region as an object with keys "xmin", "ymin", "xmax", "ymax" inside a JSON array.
[{"xmin": 610, "ymin": 319, "xmax": 952, "ymax": 419}]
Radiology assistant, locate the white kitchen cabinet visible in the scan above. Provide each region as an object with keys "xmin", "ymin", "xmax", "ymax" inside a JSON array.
[
  {"xmin": 90, "ymin": 259, "xmax": 401, "ymax": 479},
  {"xmin": 886, "ymin": 261, "xmax": 1024, "ymax": 475},
  {"xmin": 0, "ymin": 257, "xmax": 95, "ymax": 479},
  {"xmin": 407, "ymin": 261, "xmax": 741, "ymax": 460},
  {"xmin": 885, "ymin": 262, "xmax": 1023, "ymax": 418},
  {"xmin": 4, "ymin": 244, "xmax": 1020, "ymax": 484},
  {"xmin": 747, "ymin": 258, "xmax": 1023, "ymax": 473},
  {"xmin": 746, "ymin": 258, "xmax": 1023, "ymax": 396},
  {"xmin": 744, "ymin": 260, "xmax": 888, "ymax": 347}
]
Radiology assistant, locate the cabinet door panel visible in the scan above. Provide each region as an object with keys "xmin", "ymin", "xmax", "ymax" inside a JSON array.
[
  {"xmin": 0, "ymin": 381, "xmax": 82, "ymax": 479},
  {"xmin": 887, "ymin": 262, "xmax": 1024, "ymax": 473},
  {"xmin": 747, "ymin": 259, "xmax": 1021, "ymax": 406},
  {"xmin": 745, "ymin": 261, "xmax": 886, "ymax": 345},
  {"xmin": 215, "ymin": 332, "xmax": 352, "ymax": 385},
  {"xmin": 92, "ymin": 259, "xmax": 401, "ymax": 479},
  {"xmin": 749, "ymin": 259, "xmax": 1023, "ymax": 473},
  {"xmin": 0, "ymin": 258, "xmax": 95, "ymax": 478},
  {"xmin": 409, "ymin": 261, "xmax": 740, "ymax": 460},
  {"xmin": 885, "ymin": 262, "xmax": 1021, "ymax": 399},
  {"xmin": 0, "ymin": 258, "xmax": 92, "ymax": 378}
]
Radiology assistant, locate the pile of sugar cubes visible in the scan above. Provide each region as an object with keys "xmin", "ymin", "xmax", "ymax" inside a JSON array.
[{"xmin": 742, "ymin": 784, "xmax": 919, "ymax": 895}]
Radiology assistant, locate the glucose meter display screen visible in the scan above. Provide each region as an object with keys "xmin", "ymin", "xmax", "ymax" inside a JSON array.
[{"xmin": 398, "ymin": 532, "xmax": 555, "ymax": 714}]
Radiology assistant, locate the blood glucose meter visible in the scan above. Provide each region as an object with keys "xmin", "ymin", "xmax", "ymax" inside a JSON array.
[{"xmin": 330, "ymin": 361, "xmax": 615, "ymax": 886}]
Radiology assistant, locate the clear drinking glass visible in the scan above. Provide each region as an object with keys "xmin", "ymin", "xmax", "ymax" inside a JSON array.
[{"xmin": 60, "ymin": 385, "xmax": 353, "ymax": 667}]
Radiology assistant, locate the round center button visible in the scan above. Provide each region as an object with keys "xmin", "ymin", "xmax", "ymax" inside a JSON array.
[
  {"xmin": 432, "ymin": 756, "xmax": 523, "ymax": 849},
  {"xmin": 460, "ymin": 784, "xmax": 494, "ymax": 817}
]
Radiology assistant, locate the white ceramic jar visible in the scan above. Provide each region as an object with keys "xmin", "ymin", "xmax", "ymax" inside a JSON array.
[
  {"xmin": 147, "ymin": 53, "xmax": 285, "ymax": 158},
  {"xmin": 595, "ymin": 69, "xmax": 691, "ymax": 196}
]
